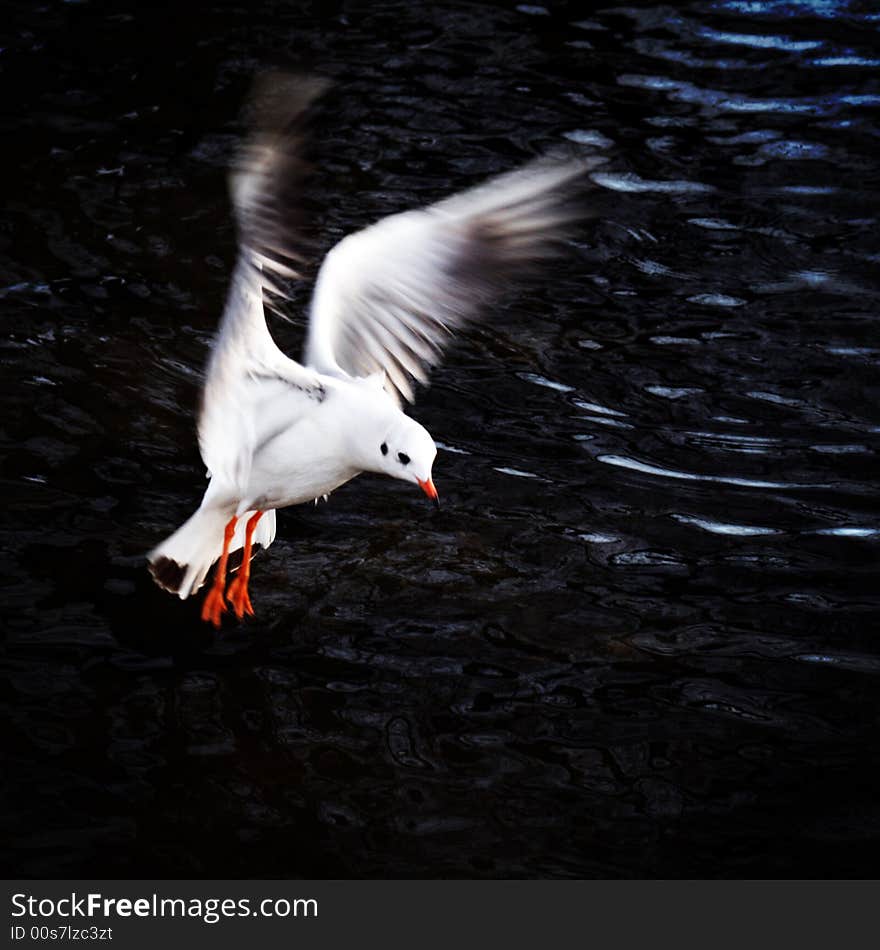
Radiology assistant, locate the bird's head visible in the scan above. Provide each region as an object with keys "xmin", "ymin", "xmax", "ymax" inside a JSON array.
[{"xmin": 374, "ymin": 414, "xmax": 439, "ymax": 507}]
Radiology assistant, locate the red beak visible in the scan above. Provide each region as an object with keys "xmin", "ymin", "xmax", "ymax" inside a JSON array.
[{"xmin": 417, "ymin": 477, "xmax": 440, "ymax": 508}]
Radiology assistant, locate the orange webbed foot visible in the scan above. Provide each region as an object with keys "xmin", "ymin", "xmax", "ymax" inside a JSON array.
[
  {"xmin": 227, "ymin": 573, "xmax": 254, "ymax": 619},
  {"xmin": 198, "ymin": 514, "xmax": 239, "ymax": 630},
  {"xmin": 200, "ymin": 584, "xmax": 228, "ymax": 629}
]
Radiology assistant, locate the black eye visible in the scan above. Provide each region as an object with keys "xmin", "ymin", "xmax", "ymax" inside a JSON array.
[
  {"xmin": 380, "ymin": 442, "xmax": 388, "ymax": 456},
  {"xmin": 398, "ymin": 452, "xmax": 410, "ymax": 465}
]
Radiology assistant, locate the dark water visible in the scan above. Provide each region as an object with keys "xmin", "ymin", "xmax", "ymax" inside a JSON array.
[{"xmin": 2, "ymin": 0, "xmax": 879, "ymax": 878}]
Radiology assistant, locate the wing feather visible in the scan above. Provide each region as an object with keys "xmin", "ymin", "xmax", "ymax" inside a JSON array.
[
  {"xmin": 303, "ymin": 153, "xmax": 604, "ymax": 404},
  {"xmin": 198, "ymin": 76, "xmax": 328, "ymax": 496}
]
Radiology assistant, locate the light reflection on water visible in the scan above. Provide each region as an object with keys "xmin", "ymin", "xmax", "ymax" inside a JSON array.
[
  {"xmin": 2, "ymin": 0, "xmax": 879, "ymax": 879},
  {"xmin": 719, "ymin": 0, "xmax": 860, "ymax": 16}
]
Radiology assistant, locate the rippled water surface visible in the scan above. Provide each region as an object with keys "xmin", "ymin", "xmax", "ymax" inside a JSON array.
[{"xmin": 3, "ymin": 0, "xmax": 879, "ymax": 877}]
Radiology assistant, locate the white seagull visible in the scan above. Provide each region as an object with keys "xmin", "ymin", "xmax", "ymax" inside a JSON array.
[{"xmin": 148, "ymin": 75, "xmax": 600, "ymax": 627}]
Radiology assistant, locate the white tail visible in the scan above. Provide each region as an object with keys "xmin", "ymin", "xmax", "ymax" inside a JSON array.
[{"xmin": 148, "ymin": 506, "xmax": 277, "ymax": 600}]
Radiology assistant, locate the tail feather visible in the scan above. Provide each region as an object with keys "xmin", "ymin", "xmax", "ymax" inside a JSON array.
[{"xmin": 148, "ymin": 506, "xmax": 277, "ymax": 600}]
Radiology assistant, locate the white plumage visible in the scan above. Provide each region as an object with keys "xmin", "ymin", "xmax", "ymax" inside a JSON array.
[{"xmin": 148, "ymin": 74, "xmax": 599, "ymax": 627}]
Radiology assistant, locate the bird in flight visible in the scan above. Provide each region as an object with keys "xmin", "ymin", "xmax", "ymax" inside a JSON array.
[{"xmin": 148, "ymin": 74, "xmax": 599, "ymax": 627}]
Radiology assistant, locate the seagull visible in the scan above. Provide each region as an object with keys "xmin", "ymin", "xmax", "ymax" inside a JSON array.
[{"xmin": 148, "ymin": 75, "xmax": 601, "ymax": 627}]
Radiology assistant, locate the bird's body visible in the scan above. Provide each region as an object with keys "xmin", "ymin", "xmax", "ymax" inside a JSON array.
[
  {"xmin": 148, "ymin": 74, "xmax": 599, "ymax": 626},
  {"xmin": 239, "ymin": 380, "xmax": 360, "ymax": 512},
  {"xmin": 216, "ymin": 369, "xmax": 439, "ymax": 515}
]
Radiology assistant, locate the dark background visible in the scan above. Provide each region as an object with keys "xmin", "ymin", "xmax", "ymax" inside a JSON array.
[{"xmin": 2, "ymin": 0, "xmax": 879, "ymax": 878}]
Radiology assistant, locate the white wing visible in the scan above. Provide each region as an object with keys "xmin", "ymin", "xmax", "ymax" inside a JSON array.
[
  {"xmin": 304, "ymin": 154, "xmax": 603, "ymax": 404},
  {"xmin": 198, "ymin": 75, "xmax": 327, "ymax": 497}
]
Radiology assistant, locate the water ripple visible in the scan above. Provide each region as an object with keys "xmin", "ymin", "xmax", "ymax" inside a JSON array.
[
  {"xmin": 573, "ymin": 400, "xmax": 627, "ymax": 417},
  {"xmin": 645, "ymin": 386, "xmax": 702, "ymax": 399},
  {"xmin": 719, "ymin": 1, "xmax": 860, "ymax": 16},
  {"xmin": 672, "ymin": 514, "xmax": 781, "ymax": 536},
  {"xmin": 697, "ymin": 27, "xmax": 823, "ymax": 52},
  {"xmin": 687, "ymin": 293, "xmax": 746, "ymax": 307},
  {"xmin": 591, "ymin": 171, "xmax": 714, "ymax": 194},
  {"xmin": 618, "ymin": 73, "xmax": 867, "ymax": 115},
  {"xmin": 517, "ymin": 373, "xmax": 575, "ymax": 393},
  {"xmin": 813, "ymin": 527, "xmax": 879, "ymax": 538},
  {"xmin": 597, "ymin": 455, "xmax": 827, "ymax": 489},
  {"xmin": 811, "ymin": 56, "xmax": 880, "ymax": 67}
]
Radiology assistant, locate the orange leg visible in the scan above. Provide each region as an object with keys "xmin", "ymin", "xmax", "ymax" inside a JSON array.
[
  {"xmin": 200, "ymin": 515, "xmax": 238, "ymax": 629},
  {"xmin": 227, "ymin": 510, "xmax": 263, "ymax": 619}
]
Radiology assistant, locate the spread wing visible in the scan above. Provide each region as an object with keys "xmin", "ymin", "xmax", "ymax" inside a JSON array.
[
  {"xmin": 303, "ymin": 154, "xmax": 603, "ymax": 405},
  {"xmin": 198, "ymin": 75, "xmax": 327, "ymax": 497}
]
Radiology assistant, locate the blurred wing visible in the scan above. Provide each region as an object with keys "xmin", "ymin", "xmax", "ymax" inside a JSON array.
[
  {"xmin": 304, "ymin": 154, "xmax": 603, "ymax": 404},
  {"xmin": 198, "ymin": 75, "xmax": 328, "ymax": 495}
]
